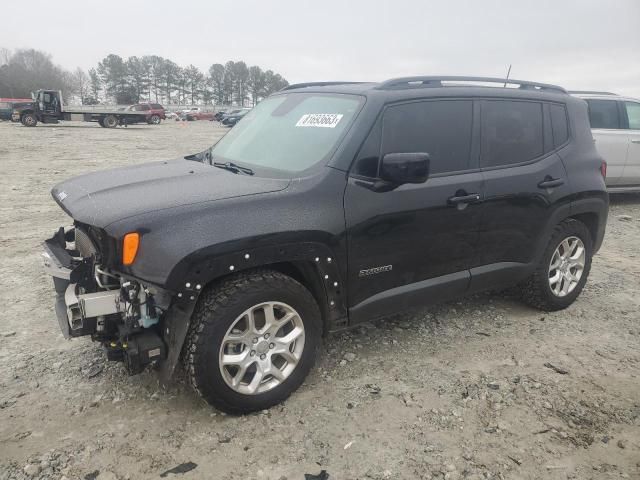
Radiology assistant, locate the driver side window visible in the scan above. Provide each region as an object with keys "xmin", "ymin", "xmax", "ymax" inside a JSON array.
[{"xmin": 352, "ymin": 100, "xmax": 475, "ymax": 178}]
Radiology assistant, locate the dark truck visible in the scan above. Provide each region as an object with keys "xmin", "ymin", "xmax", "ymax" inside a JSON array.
[
  {"xmin": 12, "ymin": 90, "xmax": 149, "ymax": 128},
  {"xmin": 0, "ymin": 97, "xmax": 32, "ymax": 120},
  {"xmin": 41, "ymin": 76, "xmax": 608, "ymax": 413}
]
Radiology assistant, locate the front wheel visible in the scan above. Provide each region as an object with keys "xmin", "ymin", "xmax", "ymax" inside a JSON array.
[
  {"xmin": 518, "ymin": 219, "xmax": 593, "ymax": 311},
  {"xmin": 21, "ymin": 113, "xmax": 38, "ymax": 127},
  {"xmin": 184, "ymin": 270, "xmax": 321, "ymax": 413}
]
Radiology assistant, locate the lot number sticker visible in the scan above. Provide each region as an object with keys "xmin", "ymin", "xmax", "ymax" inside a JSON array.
[{"xmin": 296, "ymin": 113, "xmax": 344, "ymax": 128}]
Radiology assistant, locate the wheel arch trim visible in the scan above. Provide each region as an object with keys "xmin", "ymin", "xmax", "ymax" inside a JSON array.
[{"xmin": 164, "ymin": 241, "xmax": 348, "ymax": 331}]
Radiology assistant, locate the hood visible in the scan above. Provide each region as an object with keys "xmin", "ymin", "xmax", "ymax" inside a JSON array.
[{"xmin": 51, "ymin": 158, "xmax": 290, "ymax": 228}]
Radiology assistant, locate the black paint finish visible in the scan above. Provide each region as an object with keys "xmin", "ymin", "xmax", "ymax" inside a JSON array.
[{"xmin": 48, "ymin": 80, "xmax": 609, "ymax": 378}]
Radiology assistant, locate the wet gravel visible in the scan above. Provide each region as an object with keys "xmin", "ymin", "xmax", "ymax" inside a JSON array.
[{"xmin": 0, "ymin": 120, "xmax": 639, "ymax": 480}]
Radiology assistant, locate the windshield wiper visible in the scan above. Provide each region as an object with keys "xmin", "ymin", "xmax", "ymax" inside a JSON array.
[{"xmin": 213, "ymin": 161, "xmax": 254, "ymax": 176}]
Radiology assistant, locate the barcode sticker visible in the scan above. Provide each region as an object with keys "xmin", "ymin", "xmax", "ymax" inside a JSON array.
[{"xmin": 296, "ymin": 113, "xmax": 344, "ymax": 128}]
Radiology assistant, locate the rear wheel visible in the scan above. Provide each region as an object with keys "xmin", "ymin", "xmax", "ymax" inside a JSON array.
[
  {"xmin": 149, "ymin": 114, "xmax": 161, "ymax": 125},
  {"xmin": 21, "ymin": 113, "xmax": 38, "ymax": 127},
  {"xmin": 102, "ymin": 115, "xmax": 118, "ymax": 128},
  {"xmin": 518, "ymin": 219, "xmax": 593, "ymax": 311},
  {"xmin": 184, "ymin": 270, "xmax": 321, "ymax": 414}
]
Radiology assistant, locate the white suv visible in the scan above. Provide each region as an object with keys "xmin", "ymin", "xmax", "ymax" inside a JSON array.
[{"xmin": 572, "ymin": 92, "xmax": 640, "ymax": 192}]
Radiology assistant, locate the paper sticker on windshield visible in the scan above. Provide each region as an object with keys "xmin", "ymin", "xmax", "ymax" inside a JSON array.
[{"xmin": 296, "ymin": 113, "xmax": 344, "ymax": 128}]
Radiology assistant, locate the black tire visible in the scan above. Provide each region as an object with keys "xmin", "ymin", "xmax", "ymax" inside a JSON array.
[
  {"xmin": 518, "ymin": 219, "xmax": 593, "ymax": 311},
  {"xmin": 149, "ymin": 114, "xmax": 161, "ymax": 125},
  {"xmin": 98, "ymin": 118, "xmax": 106, "ymax": 127},
  {"xmin": 184, "ymin": 270, "xmax": 321, "ymax": 414},
  {"xmin": 21, "ymin": 113, "xmax": 38, "ymax": 127},
  {"xmin": 102, "ymin": 115, "xmax": 118, "ymax": 128}
]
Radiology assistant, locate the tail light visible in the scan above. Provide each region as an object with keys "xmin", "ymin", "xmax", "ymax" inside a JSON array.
[{"xmin": 600, "ymin": 161, "xmax": 607, "ymax": 179}]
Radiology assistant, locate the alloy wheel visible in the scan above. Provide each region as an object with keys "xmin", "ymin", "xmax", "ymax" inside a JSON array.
[
  {"xmin": 219, "ymin": 301, "xmax": 305, "ymax": 395},
  {"xmin": 548, "ymin": 236, "xmax": 585, "ymax": 297}
]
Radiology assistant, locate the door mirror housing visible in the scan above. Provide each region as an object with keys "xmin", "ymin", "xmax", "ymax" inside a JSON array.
[{"xmin": 380, "ymin": 152, "xmax": 430, "ymax": 185}]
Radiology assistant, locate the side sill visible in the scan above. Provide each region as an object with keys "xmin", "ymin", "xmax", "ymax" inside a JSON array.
[{"xmin": 348, "ymin": 270, "xmax": 470, "ymax": 325}]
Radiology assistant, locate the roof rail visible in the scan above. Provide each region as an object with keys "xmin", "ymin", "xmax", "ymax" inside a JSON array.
[
  {"xmin": 280, "ymin": 81, "xmax": 365, "ymax": 91},
  {"xmin": 376, "ymin": 76, "xmax": 567, "ymax": 93},
  {"xmin": 568, "ymin": 90, "xmax": 618, "ymax": 96}
]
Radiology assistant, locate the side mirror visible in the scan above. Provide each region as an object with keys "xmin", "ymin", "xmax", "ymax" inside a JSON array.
[{"xmin": 380, "ymin": 152, "xmax": 430, "ymax": 185}]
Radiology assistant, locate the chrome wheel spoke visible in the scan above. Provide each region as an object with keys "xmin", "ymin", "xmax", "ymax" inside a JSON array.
[
  {"xmin": 268, "ymin": 364, "xmax": 287, "ymax": 382},
  {"xmin": 246, "ymin": 310, "xmax": 258, "ymax": 334},
  {"xmin": 278, "ymin": 325, "xmax": 304, "ymax": 345},
  {"xmin": 272, "ymin": 344, "xmax": 299, "ymax": 365},
  {"xmin": 221, "ymin": 350, "xmax": 249, "ymax": 366},
  {"xmin": 550, "ymin": 252, "xmax": 562, "ymax": 269},
  {"xmin": 246, "ymin": 363, "xmax": 266, "ymax": 394},
  {"xmin": 272, "ymin": 311, "xmax": 295, "ymax": 331},
  {"xmin": 263, "ymin": 303, "xmax": 277, "ymax": 328}
]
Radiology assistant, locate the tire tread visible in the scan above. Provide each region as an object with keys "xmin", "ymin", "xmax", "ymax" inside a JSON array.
[{"xmin": 183, "ymin": 269, "xmax": 320, "ymax": 414}]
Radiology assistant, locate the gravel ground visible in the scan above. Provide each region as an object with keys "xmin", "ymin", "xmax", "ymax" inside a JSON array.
[{"xmin": 0, "ymin": 119, "xmax": 638, "ymax": 480}]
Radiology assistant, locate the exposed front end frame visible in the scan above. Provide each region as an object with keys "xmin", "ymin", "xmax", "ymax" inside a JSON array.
[{"xmin": 42, "ymin": 227, "xmax": 169, "ymax": 374}]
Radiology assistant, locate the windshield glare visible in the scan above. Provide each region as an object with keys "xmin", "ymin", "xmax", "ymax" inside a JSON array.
[{"xmin": 211, "ymin": 93, "xmax": 362, "ymax": 172}]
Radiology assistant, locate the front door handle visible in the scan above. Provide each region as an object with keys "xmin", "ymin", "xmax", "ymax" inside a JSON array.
[
  {"xmin": 538, "ymin": 178, "xmax": 564, "ymax": 189},
  {"xmin": 448, "ymin": 193, "xmax": 481, "ymax": 205}
]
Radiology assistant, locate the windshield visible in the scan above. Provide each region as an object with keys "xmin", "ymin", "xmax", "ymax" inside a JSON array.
[{"xmin": 211, "ymin": 93, "xmax": 363, "ymax": 172}]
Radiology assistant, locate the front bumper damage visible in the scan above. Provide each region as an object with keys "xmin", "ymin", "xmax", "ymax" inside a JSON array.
[{"xmin": 42, "ymin": 227, "xmax": 169, "ymax": 374}]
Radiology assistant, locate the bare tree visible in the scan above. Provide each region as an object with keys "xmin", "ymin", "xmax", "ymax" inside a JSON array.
[
  {"xmin": 71, "ymin": 68, "xmax": 90, "ymax": 104},
  {"xmin": 0, "ymin": 49, "xmax": 73, "ymax": 98}
]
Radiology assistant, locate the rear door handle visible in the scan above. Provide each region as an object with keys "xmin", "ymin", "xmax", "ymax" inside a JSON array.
[
  {"xmin": 448, "ymin": 193, "xmax": 481, "ymax": 205},
  {"xmin": 538, "ymin": 178, "xmax": 564, "ymax": 189}
]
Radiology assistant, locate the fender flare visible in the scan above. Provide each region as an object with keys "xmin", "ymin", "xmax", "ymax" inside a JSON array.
[
  {"xmin": 533, "ymin": 195, "xmax": 607, "ymax": 265},
  {"xmin": 158, "ymin": 241, "xmax": 347, "ymax": 382}
]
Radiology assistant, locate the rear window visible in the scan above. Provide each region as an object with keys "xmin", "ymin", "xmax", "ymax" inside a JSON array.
[
  {"xmin": 481, "ymin": 100, "xmax": 544, "ymax": 167},
  {"xmin": 625, "ymin": 102, "xmax": 640, "ymax": 130},
  {"xmin": 549, "ymin": 103, "xmax": 569, "ymax": 147},
  {"xmin": 211, "ymin": 93, "xmax": 363, "ymax": 172},
  {"xmin": 586, "ymin": 99, "xmax": 620, "ymax": 129}
]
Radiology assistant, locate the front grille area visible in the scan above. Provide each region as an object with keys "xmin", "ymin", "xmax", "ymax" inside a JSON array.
[{"xmin": 75, "ymin": 227, "xmax": 98, "ymax": 258}]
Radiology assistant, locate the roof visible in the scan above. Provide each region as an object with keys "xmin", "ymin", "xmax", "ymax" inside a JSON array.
[
  {"xmin": 570, "ymin": 91, "xmax": 640, "ymax": 103},
  {"xmin": 279, "ymin": 76, "xmax": 570, "ymax": 101}
]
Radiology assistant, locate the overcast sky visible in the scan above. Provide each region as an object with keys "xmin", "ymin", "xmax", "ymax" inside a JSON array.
[{"xmin": 2, "ymin": 0, "xmax": 639, "ymax": 97}]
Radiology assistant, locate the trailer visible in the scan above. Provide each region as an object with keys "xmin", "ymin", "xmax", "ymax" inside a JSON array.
[{"xmin": 11, "ymin": 90, "xmax": 149, "ymax": 128}]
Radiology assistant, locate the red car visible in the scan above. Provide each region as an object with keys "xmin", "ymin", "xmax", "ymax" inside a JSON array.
[
  {"xmin": 185, "ymin": 110, "xmax": 216, "ymax": 121},
  {"xmin": 124, "ymin": 103, "xmax": 166, "ymax": 124}
]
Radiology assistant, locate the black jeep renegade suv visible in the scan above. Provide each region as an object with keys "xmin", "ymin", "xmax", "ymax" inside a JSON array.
[{"xmin": 42, "ymin": 76, "xmax": 608, "ymax": 413}]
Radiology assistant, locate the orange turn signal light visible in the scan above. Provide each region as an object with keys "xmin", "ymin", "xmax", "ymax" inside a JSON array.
[{"xmin": 122, "ymin": 232, "xmax": 140, "ymax": 266}]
